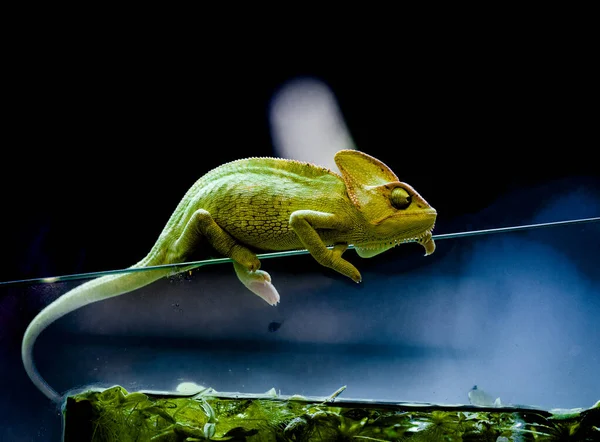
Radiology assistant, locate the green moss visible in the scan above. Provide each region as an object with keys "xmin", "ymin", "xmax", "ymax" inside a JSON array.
[{"xmin": 63, "ymin": 386, "xmax": 600, "ymax": 441}]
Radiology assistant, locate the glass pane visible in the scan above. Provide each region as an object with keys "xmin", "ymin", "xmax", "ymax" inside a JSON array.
[{"xmin": 3, "ymin": 217, "xmax": 599, "ymax": 440}]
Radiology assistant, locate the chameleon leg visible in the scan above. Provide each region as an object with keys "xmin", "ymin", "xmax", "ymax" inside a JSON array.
[
  {"xmin": 171, "ymin": 209, "xmax": 260, "ymax": 269},
  {"xmin": 171, "ymin": 209, "xmax": 280, "ymax": 305},
  {"xmin": 289, "ymin": 210, "xmax": 362, "ymax": 283}
]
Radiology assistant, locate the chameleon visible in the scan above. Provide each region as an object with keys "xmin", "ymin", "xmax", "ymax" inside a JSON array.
[{"xmin": 22, "ymin": 149, "xmax": 437, "ymax": 403}]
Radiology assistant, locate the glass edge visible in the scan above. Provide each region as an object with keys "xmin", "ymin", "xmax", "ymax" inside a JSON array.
[{"xmin": 2, "ymin": 217, "xmax": 598, "ymax": 287}]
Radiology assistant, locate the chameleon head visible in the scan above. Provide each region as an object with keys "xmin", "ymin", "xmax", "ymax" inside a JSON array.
[
  {"xmin": 333, "ymin": 149, "xmax": 436, "ymax": 259},
  {"xmin": 352, "ymin": 182, "xmax": 437, "ymax": 258}
]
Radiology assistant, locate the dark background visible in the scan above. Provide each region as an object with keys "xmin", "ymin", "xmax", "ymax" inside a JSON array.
[
  {"xmin": 3, "ymin": 35, "xmax": 597, "ymax": 283},
  {"xmin": 1, "ymin": 20, "xmax": 599, "ymax": 441}
]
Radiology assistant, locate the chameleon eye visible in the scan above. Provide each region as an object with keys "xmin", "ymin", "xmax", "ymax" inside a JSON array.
[{"xmin": 391, "ymin": 187, "xmax": 411, "ymax": 210}]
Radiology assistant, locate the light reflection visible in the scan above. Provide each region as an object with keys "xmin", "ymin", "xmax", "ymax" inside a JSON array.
[{"xmin": 269, "ymin": 77, "xmax": 355, "ymax": 171}]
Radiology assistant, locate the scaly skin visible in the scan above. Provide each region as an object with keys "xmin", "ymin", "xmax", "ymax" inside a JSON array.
[{"xmin": 22, "ymin": 150, "xmax": 437, "ymax": 403}]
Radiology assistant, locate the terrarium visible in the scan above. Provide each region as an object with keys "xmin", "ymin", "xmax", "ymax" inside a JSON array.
[{"xmin": 4, "ymin": 216, "xmax": 599, "ymax": 441}]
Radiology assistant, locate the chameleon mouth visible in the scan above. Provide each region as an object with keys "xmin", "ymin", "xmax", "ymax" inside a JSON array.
[
  {"xmin": 353, "ymin": 224, "xmax": 436, "ymax": 258},
  {"xmin": 358, "ymin": 227, "xmax": 434, "ymax": 248}
]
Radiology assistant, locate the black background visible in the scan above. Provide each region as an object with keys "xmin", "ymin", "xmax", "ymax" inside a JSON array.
[{"xmin": 3, "ymin": 29, "xmax": 597, "ymax": 284}]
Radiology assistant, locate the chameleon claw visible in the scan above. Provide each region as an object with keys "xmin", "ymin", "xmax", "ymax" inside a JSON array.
[
  {"xmin": 348, "ymin": 269, "xmax": 362, "ymax": 283},
  {"xmin": 245, "ymin": 270, "xmax": 281, "ymax": 306},
  {"xmin": 232, "ymin": 262, "xmax": 280, "ymax": 305}
]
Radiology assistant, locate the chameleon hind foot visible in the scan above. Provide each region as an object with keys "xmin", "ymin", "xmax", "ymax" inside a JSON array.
[{"xmin": 233, "ymin": 261, "xmax": 280, "ymax": 306}]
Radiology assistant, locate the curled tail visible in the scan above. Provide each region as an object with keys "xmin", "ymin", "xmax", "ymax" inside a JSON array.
[{"xmin": 21, "ymin": 257, "xmax": 172, "ymax": 403}]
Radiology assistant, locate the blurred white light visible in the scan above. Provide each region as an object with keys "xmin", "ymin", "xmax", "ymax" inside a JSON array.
[{"xmin": 269, "ymin": 77, "xmax": 355, "ymax": 171}]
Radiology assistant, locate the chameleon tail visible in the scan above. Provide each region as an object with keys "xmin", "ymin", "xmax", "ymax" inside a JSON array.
[{"xmin": 21, "ymin": 257, "xmax": 171, "ymax": 403}]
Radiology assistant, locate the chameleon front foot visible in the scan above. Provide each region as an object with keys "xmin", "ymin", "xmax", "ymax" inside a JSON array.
[
  {"xmin": 331, "ymin": 243, "xmax": 362, "ymax": 283},
  {"xmin": 232, "ymin": 262, "xmax": 280, "ymax": 306}
]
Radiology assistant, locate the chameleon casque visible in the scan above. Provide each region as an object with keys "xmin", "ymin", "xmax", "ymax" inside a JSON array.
[{"xmin": 22, "ymin": 149, "xmax": 437, "ymax": 403}]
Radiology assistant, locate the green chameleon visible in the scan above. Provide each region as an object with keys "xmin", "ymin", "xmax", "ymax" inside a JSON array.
[{"xmin": 22, "ymin": 149, "xmax": 437, "ymax": 403}]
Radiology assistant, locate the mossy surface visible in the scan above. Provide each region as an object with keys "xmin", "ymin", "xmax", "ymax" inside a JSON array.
[{"xmin": 63, "ymin": 386, "xmax": 599, "ymax": 441}]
